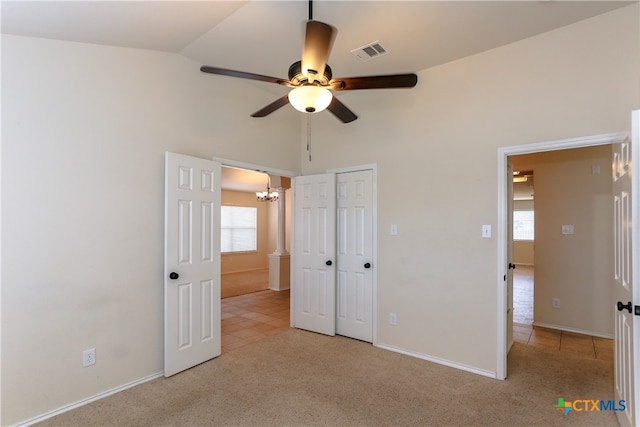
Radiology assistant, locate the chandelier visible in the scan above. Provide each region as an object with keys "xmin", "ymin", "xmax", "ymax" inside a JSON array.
[{"xmin": 256, "ymin": 176, "xmax": 278, "ymax": 202}]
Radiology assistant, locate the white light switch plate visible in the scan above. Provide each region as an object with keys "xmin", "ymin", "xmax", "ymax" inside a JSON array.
[
  {"xmin": 562, "ymin": 225, "xmax": 574, "ymax": 235},
  {"xmin": 390, "ymin": 224, "xmax": 398, "ymax": 236},
  {"xmin": 482, "ymin": 224, "xmax": 492, "ymax": 238}
]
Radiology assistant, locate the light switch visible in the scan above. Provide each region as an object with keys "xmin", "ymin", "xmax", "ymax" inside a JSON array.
[
  {"xmin": 482, "ymin": 224, "xmax": 492, "ymax": 238},
  {"xmin": 562, "ymin": 225, "xmax": 574, "ymax": 235},
  {"xmin": 390, "ymin": 224, "xmax": 398, "ymax": 236}
]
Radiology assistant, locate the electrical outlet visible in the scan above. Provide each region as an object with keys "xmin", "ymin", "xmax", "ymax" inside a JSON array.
[
  {"xmin": 83, "ymin": 348, "xmax": 96, "ymax": 367},
  {"xmin": 552, "ymin": 298, "xmax": 560, "ymax": 309},
  {"xmin": 389, "ymin": 312, "xmax": 397, "ymax": 326}
]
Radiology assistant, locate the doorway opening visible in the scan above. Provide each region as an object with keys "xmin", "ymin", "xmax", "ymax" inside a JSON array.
[
  {"xmin": 497, "ymin": 132, "xmax": 626, "ymax": 380},
  {"xmin": 219, "ymin": 166, "xmax": 291, "ymax": 298},
  {"xmin": 216, "ymin": 160, "xmax": 295, "ymax": 353}
]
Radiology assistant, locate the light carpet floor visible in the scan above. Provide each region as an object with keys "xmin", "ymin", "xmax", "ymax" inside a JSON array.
[{"xmin": 38, "ymin": 329, "xmax": 616, "ymax": 426}]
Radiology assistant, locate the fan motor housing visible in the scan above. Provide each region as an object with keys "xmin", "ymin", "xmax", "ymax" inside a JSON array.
[{"xmin": 288, "ymin": 60, "xmax": 332, "ymax": 86}]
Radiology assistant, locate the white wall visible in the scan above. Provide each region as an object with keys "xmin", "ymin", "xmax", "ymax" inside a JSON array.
[
  {"xmin": 300, "ymin": 5, "xmax": 639, "ymax": 373},
  {"xmin": 1, "ymin": 35, "xmax": 301, "ymax": 425}
]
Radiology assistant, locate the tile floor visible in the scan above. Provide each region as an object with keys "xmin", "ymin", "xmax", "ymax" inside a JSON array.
[
  {"xmin": 512, "ymin": 265, "xmax": 613, "ymax": 362},
  {"xmin": 221, "ymin": 289, "xmax": 290, "ymax": 353},
  {"xmin": 514, "ymin": 323, "xmax": 613, "ymax": 361}
]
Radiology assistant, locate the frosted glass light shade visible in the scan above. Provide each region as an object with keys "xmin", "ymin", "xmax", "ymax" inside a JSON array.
[{"xmin": 289, "ymin": 86, "xmax": 333, "ymax": 113}]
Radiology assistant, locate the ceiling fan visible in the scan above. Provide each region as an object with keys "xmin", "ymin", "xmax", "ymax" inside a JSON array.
[{"xmin": 200, "ymin": 1, "xmax": 418, "ymax": 123}]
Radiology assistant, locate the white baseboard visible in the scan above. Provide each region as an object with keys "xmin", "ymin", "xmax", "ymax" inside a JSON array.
[
  {"xmin": 17, "ymin": 371, "xmax": 164, "ymax": 427},
  {"xmin": 375, "ymin": 343, "xmax": 498, "ymax": 379},
  {"xmin": 532, "ymin": 322, "xmax": 614, "ymax": 339}
]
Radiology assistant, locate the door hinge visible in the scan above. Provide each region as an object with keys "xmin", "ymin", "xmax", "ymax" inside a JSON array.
[{"xmin": 636, "ymin": 305, "xmax": 640, "ymax": 316}]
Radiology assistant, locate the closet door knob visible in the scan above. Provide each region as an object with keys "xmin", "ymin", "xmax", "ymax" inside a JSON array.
[
  {"xmin": 364, "ymin": 263, "xmax": 371, "ymax": 269},
  {"xmin": 326, "ymin": 260, "xmax": 332, "ymax": 266},
  {"xmin": 169, "ymin": 272, "xmax": 179, "ymax": 280}
]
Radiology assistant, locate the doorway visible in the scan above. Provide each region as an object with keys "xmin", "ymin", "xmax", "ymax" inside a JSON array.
[
  {"xmin": 219, "ymin": 165, "xmax": 292, "ymax": 298},
  {"xmin": 216, "ymin": 159, "xmax": 296, "ymax": 353},
  {"xmin": 497, "ymin": 132, "xmax": 626, "ymax": 379}
]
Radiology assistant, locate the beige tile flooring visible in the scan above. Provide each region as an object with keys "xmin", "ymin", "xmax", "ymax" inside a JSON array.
[
  {"xmin": 221, "ymin": 289, "xmax": 290, "ymax": 353},
  {"xmin": 512, "ymin": 265, "xmax": 613, "ymax": 362},
  {"xmin": 514, "ymin": 323, "xmax": 613, "ymax": 361}
]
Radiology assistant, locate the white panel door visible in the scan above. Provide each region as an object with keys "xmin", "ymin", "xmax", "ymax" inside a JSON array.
[
  {"xmin": 164, "ymin": 152, "xmax": 221, "ymax": 377},
  {"xmin": 506, "ymin": 159, "xmax": 515, "ymax": 351},
  {"xmin": 613, "ymin": 110, "xmax": 639, "ymax": 427},
  {"xmin": 292, "ymin": 173, "xmax": 336, "ymax": 336},
  {"xmin": 336, "ymin": 170, "xmax": 373, "ymax": 342}
]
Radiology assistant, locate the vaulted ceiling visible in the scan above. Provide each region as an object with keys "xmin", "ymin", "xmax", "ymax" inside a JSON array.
[{"xmin": 2, "ymin": 1, "xmax": 632, "ymax": 86}]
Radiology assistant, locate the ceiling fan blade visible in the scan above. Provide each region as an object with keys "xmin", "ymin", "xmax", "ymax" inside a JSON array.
[
  {"xmin": 301, "ymin": 20, "xmax": 336, "ymax": 83},
  {"xmin": 327, "ymin": 97, "xmax": 357, "ymax": 123},
  {"xmin": 330, "ymin": 73, "xmax": 418, "ymax": 91},
  {"xmin": 200, "ymin": 66, "xmax": 292, "ymax": 87},
  {"xmin": 251, "ymin": 95, "xmax": 290, "ymax": 118}
]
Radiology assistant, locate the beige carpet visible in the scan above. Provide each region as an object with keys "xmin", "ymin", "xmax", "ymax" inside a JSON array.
[
  {"xmin": 221, "ymin": 269, "xmax": 269, "ymax": 298},
  {"xmin": 39, "ymin": 329, "xmax": 616, "ymax": 426}
]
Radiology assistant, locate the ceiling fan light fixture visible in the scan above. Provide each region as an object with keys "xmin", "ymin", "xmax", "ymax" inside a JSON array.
[{"xmin": 289, "ymin": 85, "xmax": 333, "ymax": 113}]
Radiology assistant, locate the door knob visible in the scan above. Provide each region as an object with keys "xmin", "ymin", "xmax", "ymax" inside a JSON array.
[
  {"xmin": 617, "ymin": 301, "xmax": 632, "ymax": 313},
  {"xmin": 508, "ymin": 263, "xmax": 516, "ymax": 270},
  {"xmin": 326, "ymin": 260, "xmax": 332, "ymax": 266},
  {"xmin": 169, "ymin": 272, "xmax": 179, "ymax": 280},
  {"xmin": 364, "ymin": 263, "xmax": 371, "ymax": 269}
]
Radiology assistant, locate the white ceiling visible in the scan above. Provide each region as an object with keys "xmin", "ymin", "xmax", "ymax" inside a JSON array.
[{"xmin": 1, "ymin": 0, "xmax": 632, "ymax": 191}]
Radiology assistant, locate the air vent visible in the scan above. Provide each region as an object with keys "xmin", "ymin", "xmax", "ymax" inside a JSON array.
[{"xmin": 351, "ymin": 41, "xmax": 389, "ymax": 62}]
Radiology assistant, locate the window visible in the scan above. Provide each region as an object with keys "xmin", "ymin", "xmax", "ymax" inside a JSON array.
[
  {"xmin": 221, "ymin": 206, "xmax": 257, "ymax": 253},
  {"xmin": 513, "ymin": 210, "xmax": 534, "ymax": 241}
]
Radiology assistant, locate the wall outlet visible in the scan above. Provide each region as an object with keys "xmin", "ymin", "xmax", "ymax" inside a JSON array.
[
  {"xmin": 389, "ymin": 312, "xmax": 397, "ymax": 326},
  {"xmin": 552, "ymin": 298, "xmax": 561, "ymax": 309},
  {"xmin": 83, "ymin": 348, "xmax": 96, "ymax": 367}
]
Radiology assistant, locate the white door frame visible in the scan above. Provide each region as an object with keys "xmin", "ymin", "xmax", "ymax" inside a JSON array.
[
  {"xmin": 212, "ymin": 157, "xmax": 297, "ymax": 179},
  {"xmin": 496, "ymin": 132, "xmax": 627, "ymax": 380},
  {"xmin": 328, "ymin": 164, "xmax": 378, "ymax": 345}
]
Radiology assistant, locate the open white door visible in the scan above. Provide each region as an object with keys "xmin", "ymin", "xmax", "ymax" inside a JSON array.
[
  {"xmin": 506, "ymin": 159, "xmax": 515, "ymax": 351},
  {"xmin": 292, "ymin": 173, "xmax": 336, "ymax": 336},
  {"xmin": 164, "ymin": 152, "xmax": 221, "ymax": 377},
  {"xmin": 613, "ymin": 112, "xmax": 640, "ymax": 426}
]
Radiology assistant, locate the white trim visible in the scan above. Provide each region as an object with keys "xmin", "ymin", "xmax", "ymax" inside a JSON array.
[
  {"xmin": 212, "ymin": 156, "xmax": 297, "ymax": 178},
  {"xmin": 496, "ymin": 131, "xmax": 627, "ymax": 380},
  {"xmin": 327, "ymin": 163, "xmax": 377, "ymax": 174},
  {"xmin": 376, "ymin": 343, "xmax": 497, "ymax": 379},
  {"xmin": 16, "ymin": 372, "xmax": 163, "ymax": 427},
  {"xmin": 532, "ymin": 322, "xmax": 614, "ymax": 340}
]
